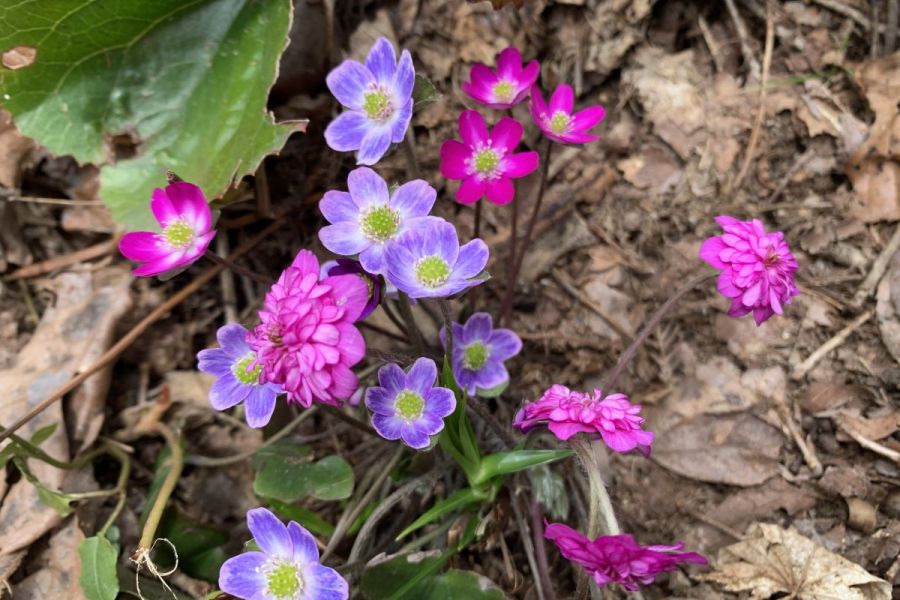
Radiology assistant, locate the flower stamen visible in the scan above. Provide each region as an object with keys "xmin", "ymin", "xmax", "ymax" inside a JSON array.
[
  {"xmin": 266, "ymin": 560, "xmax": 303, "ymax": 599},
  {"xmin": 462, "ymin": 342, "xmax": 489, "ymax": 371},
  {"xmin": 163, "ymin": 220, "xmax": 195, "ymax": 248},
  {"xmin": 362, "ymin": 85, "xmax": 393, "ymax": 122},
  {"xmin": 359, "ymin": 205, "xmax": 400, "ymax": 242},
  {"xmin": 395, "ymin": 389, "xmax": 425, "ymax": 420},
  {"xmin": 415, "ymin": 255, "xmax": 451, "ymax": 288}
]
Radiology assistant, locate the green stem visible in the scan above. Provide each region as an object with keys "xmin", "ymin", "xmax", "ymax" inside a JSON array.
[
  {"xmin": 137, "ymin": 423, "xmax": 184, "ymax": 552},
  {"xmin": 396, "ymin": 292, "xmax": 426, "ymax": 353},
  {"xmin": 99, "ymin": 444, "xmax": 132, "ymax": 536},
  {"xmin": 570, "ymin": 438, "xmax": 620, "ymax": 538}
]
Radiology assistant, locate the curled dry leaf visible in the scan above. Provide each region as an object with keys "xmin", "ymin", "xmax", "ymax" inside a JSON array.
[{"xmin": 703, "ymin": 523, "xmax": 890, "ymax": 599}]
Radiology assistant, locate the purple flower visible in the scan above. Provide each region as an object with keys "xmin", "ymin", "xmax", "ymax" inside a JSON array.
[
  {"xmin": 545, "ymin": 523, "xmax": 707, "ymax": 592},
  {"xmin": 365, "ymin": 358, "xmax": 456, "ymax": 449},
  {"xmin": 324, "ymin": 37, "xmax": 414, "ymax": 166},
  {"xmin": 118, "ymin": 181, "xmax": 216, "ymax": 277},
  {"xmin": 219, "ymin": 507, "xmax": 348, "ymax": 600},
  {"xmin": 439, "ymin": 312, "xmax": 522, "ymax": 396},
  {"xmin": 197, "ymin": 323, "xmax": 283, "ymax": 428},
  {"xmin": 440, "ymin": 110, "xmax": 540, "ymax": 205},
  {"xmin": 318, "ymin": 167, "xmax": 440, "ymax": 276},
  {"xmin": 462, "ymin": 47, "xmax": 540, "ymax": 110},
  {"xmin": 384, "ymin": 219, "xmax": 488, "ymax": 299},
  {"xmin": 699, "ymin": 215, "xmax": 800, "ymax": 325},
  {"xmin": 530, "ymin": 84, "xmax": 606, "ymax": 145},
  {"xmin": 320, "ymin": 259, "xmax": 382, "ymax": 321}
]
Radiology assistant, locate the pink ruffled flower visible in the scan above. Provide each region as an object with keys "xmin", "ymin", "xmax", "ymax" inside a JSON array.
[
  {"xmin": 699, "ymin": 215, "xmax": 799, "ymax": 325},
  {"xmin": 545, "ymin": 523, "xmax": 707, "ymax": 592},
  {"xmin": 462, "ymin": 47, "xmax": 539, "ymax": 110},
  {"xmin": 440, "ymin": 110, "xmax": 539, "ymax": 205},
  {"xmin": 249, "ymin": 250, "xmax": 368, "ymax": 408},
  {"xmin": 513, "ymin": 384, "xmax": 653, "ymax": 455},
  {"xmin": 530, "ymin": 84, "xmax": 606, "ymax": 144},
  {"xmin": 118, "ymin": 182, "xmax": 216, "ymax": 277}
]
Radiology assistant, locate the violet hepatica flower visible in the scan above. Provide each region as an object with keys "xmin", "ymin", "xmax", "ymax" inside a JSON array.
[
  {"xmin": 384, "ymin": 219, "xmax": 489, "ymax": 299},
  {"xmin": 118, "ymin": 181, "xmax": 216, "ymax": 277},
  {"xmin": 440, "ymin": 312, "xmax": 522, "ymax": 396},
  {"xmin": 462, "ymin": 47, "xmax": 540, "ymax": 109},
  {"xmin": 197, "ymin": 323, "xmax": 283, "ymax": 428},
  {"xmin": 318, "ymin": 167, "xmax": 439, "ymax": 275},
  {"xmin": 365, "ymin": 358, "xmax": 456, "ymax": 449},
  {"xmin": 530, "ymin": 83, "xmax": 606, "ymax": 144},
  {"xmin": 440, "ymin": 110, "xmax": 539, "ymax": 205},
  {"xmin": 249, "ymin": 250, "xmax": 368, "ymax": 408},
  {"xmin": 513, "ymin": 385, "xmax": 653, "ymax": 455},
  {"xmin": 219, "ymin": 507, "xmax": 348, "ymax": 600},
  {"xmin": 700, "ymin": 215, "xmax": 800, "ymax": 325},
  {"xmin": 545, "ymin": 522, "xmax": 707, "ymax": 592},
  {"xmin": 320, "ymin": 258, "xmax": 382, "ymax": 321},
  {"xmin": 324, "ymin": 37, "xmax": 414, "ymax": 166}
]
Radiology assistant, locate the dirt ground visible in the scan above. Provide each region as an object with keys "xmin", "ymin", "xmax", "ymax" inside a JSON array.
[{"xmin": 1, "ymin": 0, "xmax": 900, "ymax": 598}]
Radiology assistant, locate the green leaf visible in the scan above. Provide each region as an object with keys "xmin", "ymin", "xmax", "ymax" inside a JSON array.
[
  {"xmin": 254, "ymin": 445, "xmax": 354, "ymax": 502},
  {"xmin": 266, "ymin": 498, "xmax": 335, "ymax": 538},
  {"xmin": 0, "ymin": 0, "xmax": 297, "ymax": 227},
  {"xmin": 154, "ymin": 508, "xmax": 229, "ymax": 582},
  {"xmin": 396, "ymin": 486, "xmax": 489, "ymax": 540},
  {"xmin": 437, "ymin": 357, "xmax": 481, "ymax": 481},
  {"xmin": 473, "ymin": 449, "xmax": 572, "ymax": 486},
  {"xmin": 29, "ymin": 423, "xmax": 59, "ymax": 446},
  {"xmin": 78, "ymin": 535, "xmax": 120, "ymax": 600},
  {"xmin": 12, "ymin": 457, "xmax": 75, "ymax": 516},
  {"xmin": 475, "ymin": 380, "xmax": 509, "ymax": 398},
  {"xmin": 426, "ymin": 570, "xmax": 505, "ymax": 599},
  {"xmin": 412, "ymin": 74, "xmax": 441, "ymax": 106},
  {"xmin": 361, "ymin": 555, "xmax": 504, "ymax": 600},
  {"xmin": 528, "ymin": 464, "xmax": 569, "ymax": 521}
]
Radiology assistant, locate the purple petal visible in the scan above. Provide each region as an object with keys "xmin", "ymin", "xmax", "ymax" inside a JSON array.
[
  {"xmin": 393, "ymin": 50, "xmax": 415, "ymax": 100},
  {"xmin": 549, "ymin": 84, "xmax": 574, "ymax": 113},
  {"xmin": 247, "ymin": 508, "xmax": 293, "ymax": 559},
  {"xmin": 391, "ymin": 179, "xmax": 435, "ymax": 220},
  {"xmin": 365, "ymin": 387, "xmax": 396, "ymax": 415},
  {"xmin": 384, "ymin": 242, "xmax": 421, "ymax": 295},
  {"xmin": 357, "ymin": 127, "xmax": 392, "ymax": 166},
  {"xmin": 423, "ymin": 387, "xmax": 456, "ymax": 418},
  {"xmin": 490, "ymin": 117, "xmax": 523, "ymax": 153},
  {"xmin": 485, "ymin": 177, "xmax": 515, "ymax": 205},
  {"xmin": 440, "ymin": 140, "xmax": 471, "ymax": 180},
  {"xmin": 326, "ymin": 60, "xmax": 374, "ymax": 109},
  {"xmin": 463, "ymin": 313, "xmax": 493, "ymax": 341},
  {"xmin": 456, "ymin": 176, "xmax": 486, "ymax": 205},
  {"xmin": 287, "ymin": 521, "xmax": 319, "ymax": 563},
  {"xmin": 472, "ymin": 362, "xmax": 509, "ymax": 391},
  {"xmin": 166, "ymin": 182, "xmax": 210, "ymax": 232},
  {"xmin": 452, "ymin": 239, "xmax": 489, "ymax": 279},
  {"xmin": 218, "ymin": 552, "xmax": 268, "ymax": 598},
  {"xmin": 400, "ymin": 424, "xmax": 431, "ymax": 449},
  {"xmin": 502, "ymin": 152, "xmax": 539, "ymax": 178},
  {"xmin": 405, "ymin": 358, "xmax": 437, "ymax": 395},
  {"xmin": 358, "ymin": 242, "xmax": 386, "ymax": 275},
  {"xmin": 390, "ymin": 99, "xmax": 413, "ymax": 144},
  {"xmin": 119, "ymin": 231, "xmax": 168, "ymax": 262},
  {"xmin": 488, "ymin": 329, "xmax": 522, "ymax": 360},
  {"xmin": 459, "ymin": 110, "xmax": 488, "ymax": 147},
  {"xmin": 325, "ymin": 111, "xmax": 369, "ymax": 152},
  {"xmin": 421, "ymin": 219, "xmax": 460, "ymax": 265},
  {"xmin": 347, "ymin": 167, "xmax": 390, "ymax": 209},
  {"xmin": 216, "ymin": 323, "xmax": 251, "ymax": 356},
  {"xmin": 244, "ymin": 386, "xmax": 277, "ymax": 428},
  {"xmin": 366, "ymin": 37, "xmax": 397, "ymax": 84},
  {"xmin": 197, "ymin": 348, "xmax": 233, "ymax": 376},
  {"xmin": 210, "ymin": 374, "xmax": 248, "ymax": 411},
  {"xmin": 371, "ymin": 413, "xmax": 404, "ymax": 440},
  {"xmin": 377, "ymin": 363, "xmax": 406, "ymax": 392},
  {"xmin": 319, "ymin": 222, "xmax": 370, "ymax": 257},
  {"xmin": 320, "ymin": 191, "xmax": 359, "ymax": 224},
  {"xmin": 306, "ymin": 564, "xmax": 350, "ymax": 600},
  {"xmin": 193, "ymin": 230, "xmax": 216, "ymax": 257}
]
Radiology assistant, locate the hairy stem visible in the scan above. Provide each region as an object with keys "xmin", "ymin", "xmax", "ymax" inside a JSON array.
[{"xmin": 570, "ymin": 438, "xmax": 620, "ymax": 538}]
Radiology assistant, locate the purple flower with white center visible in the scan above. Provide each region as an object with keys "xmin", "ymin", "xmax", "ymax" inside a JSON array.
[
  {"xmin": 462, "ymin": 47, "xmax": 540, "ymax": 110},
  {"xmin": 324, "ymin": 37, "xmax": 414, "ymax": 166},
  {"xmin": 219, "ymin": 507, "xmax": 348, "ymax": 600},
  {"xmin": 439, "ymin": 312, "xmax": 522, "ymax": 396},
  {"xmin": 384, "ymin": 219, "xmax": 489, "ymax": 299},
  {"xmin": 530, "ymin": 83, "xmax": 606, "ymax": 145},
  {"xmin": 320, "ymin": 258, "xmax": 382, "ymax": 321},
  {"xmin": 197, "ymin": 323, "xmax": 283, "ymax": 428},
  {"xmin": 118, "ymin": 181, "xmax": 217, "ymax": 277},
  {"xmin": 318, "ymin": 167, "xmax": 440, "ymax": 276},
  {"xmin": 365, "ymin": 358, "xmax": 456, "ymax": 449}
]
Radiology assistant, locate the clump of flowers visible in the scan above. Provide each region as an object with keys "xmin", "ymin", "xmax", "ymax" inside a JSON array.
[
  {"xmin": 545, "ymin": 523, "xmax": 707, "ymax": 592},
  {"xmin": 699, "ymin": 215, "xmax": 799, "ymax": 325},
  {"xmin": 118, "ymin": 181, "xmax": 216, "ymax": 277},
  {"xmin": 440, "ymin": 110, "xmax": 539, "ymax": 205},
  {"xmin": 462, "ymin": 47, "xmax": 539, "ymax": 109},
  {"xmin": 197, "ymin": 323, "xmax": 283, "ymax": 428},
  {"xmin": 440, "ymin": 312, "xmax": 522, "ymax": 396},
  {"xmin": 365, "ymin": 358, "xmax": 456, "ymax": 449},
  {"xmin": 324, "ymin": 37, "xmax": 414, "ymax": 165},
  {"xmin": 530, "ymin": 83, "xmax": 606, "ymax": 145},
  {"xmin": 513, "ymin": 384, "xmax": 653, "ymax": 455},
  {"xmin": 249, "ymin": 250, "xmax": 368, "ymax": 407},
  {"xmin": 219, "ymin": 508, "xmax": 348, "ymax": 600}
]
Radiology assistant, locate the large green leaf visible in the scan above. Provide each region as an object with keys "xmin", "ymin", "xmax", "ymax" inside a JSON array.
[
  {"xmin": 78, "ymin": 535, "xmax": 119, "ymax": 600},
  {"xmin": 361, "ymin": 555, "xmax": 505, "ymax": 600},
  {"xmin": 0, "ymin": 0, "xmax": 297, "ymax": 227},
  {"xmin": 253, "ymin": 441, "xmax": 354, "ymax": 502}
]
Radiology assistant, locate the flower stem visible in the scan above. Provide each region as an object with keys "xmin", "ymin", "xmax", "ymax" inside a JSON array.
[
  {"xmin": 570, "ymin": 437, "xmax": 620, "ymax": 538},
  {"xmin": 396, "ymin": 292, "xmax": 427, "ymax": 353},
  {"xmin": 402, "ymin": 129, "xmax": 421, "ymax": 179},
  {"xmin": 137, "ymin": 423, "xmax": 184, "ymax": 553},
  {"xmin": 499, "ymin": 138, "xmax": 553, "ymax": 326},
  {"xmin": 203, "ymin": 249, "xmax": 271, "ymax": 285},
  {"xmin": 438, "ymin": 299, "xmax": 454, "ymax": 363},
  {"xmin": 99, "ymin": 444, "xmax": 132, "ymax": 536}
]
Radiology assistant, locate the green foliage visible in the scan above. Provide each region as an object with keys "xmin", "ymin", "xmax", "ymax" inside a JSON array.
[
  {"xmin": 266, "ymin": 498, "xmax": 335, "ymax": 538},
  {"xmin": 412, "ymin": 74, "xmax": 441, "ymax": 106},
  {"xmin": 475, "ymin": 380, "xmax": 509, "ymax": 398},
  {"xmin": 396, "ymin": 486, "xmax": 492, "ymax": 540},
  {"xmin": 154, "ymin": 509, "xmax": 229, "ymax": 582},
  {"xmin": 0, "ymin": 0, "xmax": 297, "ymax": 227},
  {"xmin": 528, "ymin": 464, "xmax": 570, "ymax": 521},
  {"xmin": 253, "ymin": 441, "xmax": 354, "ymax": 502},
  {"xmin": 78, "ymin": 535, "xmax": 120, "ymax": 600},
  {"xmin": 473, "ymin": 448, "xmax": 573, "ymax": 486}
]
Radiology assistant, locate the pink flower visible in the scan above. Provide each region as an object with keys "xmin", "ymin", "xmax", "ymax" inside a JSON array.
[
  {"xmin": 699, "ymin": 215, "xmax": 799, "ymax": 325},
  {"xmin": 512, "ymin": 385, "xmax": 653, "ymax": 455},
  {"xmin": 530, "ymin": 84, "xmax": 606, "ymax": 144},
  {"xmin": 462, "ymin": 47, "xmax": 540, "ymax": 110},
  {"xmin": 118, "ymin": 182, "xmax": 216, "ymax": 277},
  {"xmin": 249, "ymin": 250, "xmax": 368, "ymax": 408},
  {"xmin": 440, "ymin": 110, "xmax": 539, "ymax": 205},
  {"xmin": 545, "ymin": 523, "xmax": 707, "ymax": 592}
]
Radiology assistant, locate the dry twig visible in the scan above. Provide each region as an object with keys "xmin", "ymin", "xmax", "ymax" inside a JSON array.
[
  {"xmin": 851, "ymin": 222, "xmax": 900, "ymax": 307},
  {"xmin": 6, "ymin": 235, "xmax": 121, "ymax": 281},
  {"xmin": 792, "ymin": 309, "xmax": 874, "ymax": 380}
]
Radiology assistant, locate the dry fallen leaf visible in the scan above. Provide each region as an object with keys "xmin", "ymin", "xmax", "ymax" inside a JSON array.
[
  {"xmin": 707, "ymin": 479, "xmax": 818, "ymax": 533},
  {"xmin": 852, "ymin": 52, "xmax": 900, "ymax": 160},
  {"xmin": 876, "ymin": 253, "xmax": 900, "ymax": 365},
  {"xmin": 13, "ymin": 518, "xmax": 87, "ymax": 600},
  {"xmin": 703, "ymin": 523, "xmax": 890, "ymax": 599},
  {"xmin": 0, "ymin": 110, "xmax": 37, "ymax": 189}
]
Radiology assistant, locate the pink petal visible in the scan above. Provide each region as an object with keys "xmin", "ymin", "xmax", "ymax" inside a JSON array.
[
  {"xmin": 119, "ymin": 231, "xmax": 168, "ymax": 261},
  {"xmin": 459, "ymin": 110, "xmax": 488, "ymax": 147},
  {"xmin": 131, "ymin": 251, "xmax": 186, "ymax": 277},
  {"xmin": 496, "ymin": 47, "xmax": 523, "ymax": 79},
  {"xmin": 166, "ymin": 182, "xmax": 211, "ymax": 232},
  {"xmin": 150, "ymin": 187, "xmax": 178, "ymax": 227},
  {"xmin": 440, "ymin": 140, "xmax": 471, "ymax": 179},
  {"xmin": 548, "ymin": 84, "xmax": 574, "ymax": 113},
  {"xmin": 501, "ymin": 151, "xmax": 539, "ymax": 178},
  {"xmin": 530, "ymin": 84, "xmax": 548, "ymax": 118},
  {"xmin": 485, "ymin": 177, "xmax": 515, "ymax": 205},
  {"xmin": 571, "ymin": 105, "xmax": 606, "ymax": 133},
  {"xmin": 699, "ymin": 237, "xmax": 727, "ymax": 268},
  {"xmin": 490, "ymin": 117, "xmax": 523, "ymax": 153},
  {"xmin": 456, "ymin": 176, "xmax": 486, "ymax": 204}
]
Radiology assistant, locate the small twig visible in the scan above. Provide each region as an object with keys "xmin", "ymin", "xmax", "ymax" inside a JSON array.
[
  {"xmin": 698, "ymin": 15, "xmax": 725, "ymax": 73},
  {"xmin": 323, "ymin": 406, "xmax": 379, "ymax": 438},
  {"xmin": 851, "ymin": 223, "xmax": 900, "ymax": 307},
  {"xmin": 775, "ymin": 398, "xmax": 823, "ymax": 476},
  {"xmin": 6, "ymin": 235, "xmax": 121, "ymax": 281},
  {"xmin": 203, "ymin": 249, "xmax": 271, "ymax": 285},
  {"xmin": 792, "ymin": 309, "xmax": 874, "ymax": 380},
  {"xmin": 809, "ymin": 0, "xmax": 876, "ymax": 31},
  {"xmin": 837, "ymin": 415, "xmax": 900, "ymax": 463},
  {"xmin": 438, "ymin": 299, "xmax": 454, "ymax": 363},
  {"xmin": 887, "ymin": 0, "xmax": 899, "ymax": 53},
  {"xmin": 550, "ymin": 269, "xmax": 631, "ymax": 340},
  {"xmin": 724, "ymin": 0, "xmax": 762, "ymax": 82},
  {"xmin": 530, "ymin": 497, "xmax": 557, "ymax": 600},
  {"xmin": 511, "ymin": 491, "xmax": 545, "ymax": 600},
  {"xmin": 380, "ymin": 298, "xmax": 409, "ymax": 337},
  {"xmin": 359, "ymin": 321, "xmax": 408, "ymax": 343}
]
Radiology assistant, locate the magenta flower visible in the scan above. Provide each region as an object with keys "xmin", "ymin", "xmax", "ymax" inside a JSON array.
[
  {"xmin": 249, "ymin": 250, "xmax": 368, "ymax": 408},
  {"xmin": 545, "ymin": 523, "xmax": 707, "ymax": 592},
  {"xmin": 320, "ymin": 259, "xmax": 381, "ymax": 321},
  {"xmin": 699, "ymin": 215, "xmax": 799, "ymax": 325},
  {"xmin": 513, "ymin": 385, "xmax": 653, "ymax": 455},
  {"xmin": 462, "ymin": 47, "xmax": 539, "ymax": 110},
  {"xmin": 118, "ymin": 182, "xmax": 216, "ymax": 277},
  {"xmin": 440, "ymin": 110, "xmax": 539, "ymax": 205},
  {"xmin": 530, "ymin": 84, "xmax": 606, "ymax": 145}
]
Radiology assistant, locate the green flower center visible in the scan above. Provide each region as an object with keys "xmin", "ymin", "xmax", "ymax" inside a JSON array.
[
  {"xmin": 549, "ymin": 111, "xmax": 571, "ymax": 135},
  {"xmin": 232, "ymin": 354, "xmax": 262, "ymax": 385},
  {"xmin": 266, "ymin": 561, "xmax": 302, "ymax": 599},
  {"xmin": 415, "ymin": 255, "xmax": 450, "ymax": 288},
  {"xmin": 462, "ymin": 342, "xmax": 490, "ymax": 371},
  {"xmin": 395, "ymin": 389, "xmax": 425, "ymax": 420},
  {"xmin": 492, "ymin": 81, "xmax": 515, "ymax": 102},
  {"xmin": 472, "ymin": 148, "xmax": 501, "ymax": 176},
  {"xmin": 163, "ymin": 220, "xmax": 195, "ymax": 248},
  {"xmin": 363, "ymin": 88, "xmax": 393, "ymax": 121},
  {"xmin": 360, "ymin": 205, "xmax": 400, "ymax": 241}
]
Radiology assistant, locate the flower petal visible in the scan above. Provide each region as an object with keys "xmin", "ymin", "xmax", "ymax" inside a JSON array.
[
  {"xmin": 326, "ymin": 59, "xmax": 374, "ymax": 109},
  {"xmin": 319, "ymin": 191, "xmax": 359, "ymax": 224},
  {"xmin": 421, "ymin": 219, "xmax": 460, "ymax": 265},
  {"xmin": 400, "ymin": 424, "xmax": 431, "ymax": 449},
  {"xmin": 347, "ymin": 167, "xmax": 390, "ymax": 209},
  {"xmin": 571, "ymin": 105, "xmax": 606, "ymax": 132},
  {"xmin": 490, "ymin": 117, "xmax": 523, "ymax": 153},
  {"xmin": 377, "ymin": 363, "xmax": 407, "ymax": 392},
  {"xmin": 423, "ymin": 387, "xmax": 455, "ymax": 418},
  {"xmin": 244, "ymin": 386, "xmax": 277, "ymax": 428},
  {"xmin": 119, "ymin": 231, "xmax": 168, "ymax": 262},
  {"xmin": 358, "ymin": 242, "xmax": 387, "ymax": 275},
  {"xmin": 209, "ymin": 374, "xmax": 248, "ymax": 410},
  {"xmin": 247, "ymin": 507, "xmax": 293, "ymax": 559},
  {"xmin": 150, "ymin": 187, "xmax": 178, "ymax": 226},
  {"xmin": 218, "ymin": 552, "xmax": 268, "ymax": 599},
  {"xmin": 549, "ymin": 84, "xmax": 575, "ymax": 113},
  {"xmin": 453, "ymin": 239, "xmax": 489, "ymax": 279},
  {"xmin": 371, "ymin": 412, "xmax": 404, "ymax": 440},
  {"xmin": 166, "ymin": 182, "xmax": 210, "ymax": 232},
  {"xmin": 393, "ymin": 49, "xmax": 415, "ymax": 100},
  {"xmin": 390, "ymin": 99, "xmax": 413, "ymax": 144},
  {"xmin": 485, "ymin": 177, "xmax": 515, "ymax": 205},
  {"xmin": 365, "ymin": 387, "xmax": 396, "ymax": 415},
  {"xmin": 463, "ymin": 313, "xmax": 493, "ymax": 341},
  {"xmin": 305, "ymin": 564, "xmax": 350, "ymax": 600},
  {"xmin": 366, "ymin": 37, "xmax": 397, "ymax": 84},
  {"xmin": 496, "ymin": 47, "xmax": 523, "ymax": 79},
  {"xmin": 391, "ymin": 179, "xmax": 436, "ymax": 220},
  {"xmin": 131, "ymin": 251, "xmax": 187, "ymax": 277},
  {"xmin": 216, "ymin": 323, "xmax": 251, "ymax": 356},
  {"xmin": 440, "ymin": 140, "xmax": 471, "ymax": 180},
  {"xmin": 488, "ymin": 329, "xmax": 522, "ymax": 360},
  {"xmin": 319, "ymin": 222, "xmax": 370, "ymax": 257},
  {"xmin": 405, "ymin": 358, "xmax": 437, "ymax": 395},
  {"xmin": 459, "ymin": 110, "xmax": 488, "ymax": 147},
  {"xmin": 325, "ymin": 111, "xmax": 369, "ymax": 152},
  {"xmin": 502, "ymin": 151, "xmax": 539, "ymax": 178},
  {"xmin": 287, "ymin": 521, "xmax": 319, "ymax": 563},
  {"xmin": 357, "ymin": 127, "xmax": 393, "ymax": 166},
  {"xmin": 456, "ymin": 176, "xmax": 486, "ymax": 205}
]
